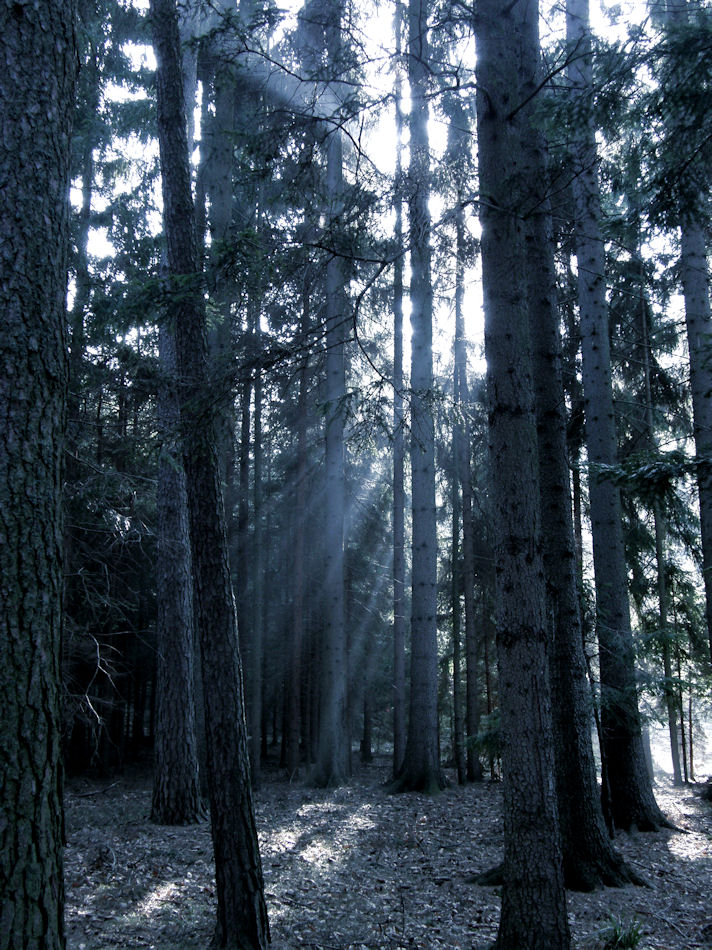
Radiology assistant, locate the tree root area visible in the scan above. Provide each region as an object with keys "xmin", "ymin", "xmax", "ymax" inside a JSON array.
[{"xmin": 64, "ymin": 760, "xmax": 712, "ymax": 949}]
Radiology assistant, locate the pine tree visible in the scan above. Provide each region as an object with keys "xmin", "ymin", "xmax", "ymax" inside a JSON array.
[
  {"xmin": 475, "ymin": 0, "xmax": 569, "ymax": 942},
  {"xmin": 0, "ymin": 2, "xmax": 77, "ymax": 946},
  {"xmin": 150, "ymin": 0, "xmax": 269, "ymax": 944}
]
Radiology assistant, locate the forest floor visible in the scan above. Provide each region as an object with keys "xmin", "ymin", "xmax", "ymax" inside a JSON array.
[{"xmin": 65, "ymin": 757, "xmax": 712, "ymax": 950}]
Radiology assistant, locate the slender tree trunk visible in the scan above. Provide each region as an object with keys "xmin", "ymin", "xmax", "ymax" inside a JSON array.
[
  {"xmin": 676, "ymin": 643, "xmax": 688, "ymax": 782},
  {"xmin": 0, "ymin": 3, "xmax": 76, "ymax": 947},
  {"xmin": 251, "ymin": 323, "xmax": 264, "ymax": 781},
  {"xmin": 150, "ymin": 3, "xmax": 269, "ymax": 945},
  {"xmin": 288, "ymin": 284, "xmax": 311, "ymax": 778},
  {"xmin": 237, "ymin": 372, "xmax": 252, "ymax": 705},
  {"xmin": 396, "ymin": 0, "xmax": 444, "ymax": 793},
  {"xmin": 636, "ymin": 259, "xmax": 683, "ymax": 786},
  {"xmin": 476, "ymin": 0, "xmax": 569, "ymax": 943},
  {"xmin": 447, "ymin": 100, "xmax": 484, "ymax": 784},
  {"xmin": 567, "ymin": 0, "xmax": 665, "ymax": 831},
  {"xmin": 392, "ymin": 0, "xmax": 408, "ymax": 780},
  {"xmin": 451, "ymin": 469, "xmax": 466, "ymax": 784},
  {"xmin": 314, "ymin": 0, "xmax": 350, "ymax": 784},
  {"xmin": 151, "ymin": 326, "xmax": 204, "ymax": 825}
]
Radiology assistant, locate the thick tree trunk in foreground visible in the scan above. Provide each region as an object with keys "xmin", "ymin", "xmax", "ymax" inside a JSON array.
[
  {"xmin": 396, "ymin": 0, "xmax": 444, "ymax": 793},
  {"xmin": 567, "ymin": 0, "xmax": 665, "ymax": 831},
  {"xmin": 476, "ymin": 0, "xmax": 569, "ymax": 944},
  {"xmin": 151, "ymin": 326, "xmax": 204, "ymax": 825},
  {"xmin": 0, "ymin": 4, "xmax": 76, "ymax": 948},
  {"xmin": 150, "ymin": 2, "xmax": 269, "ymax": 946}
]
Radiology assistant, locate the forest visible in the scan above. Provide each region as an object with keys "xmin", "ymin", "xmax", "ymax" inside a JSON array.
[{"xmin": 2, "ymin": 0, "xmax": 712, "ymax": 947}]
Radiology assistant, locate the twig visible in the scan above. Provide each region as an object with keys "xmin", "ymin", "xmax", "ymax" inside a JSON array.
[{"xmin": 74, "ymin": 781, "xmax": 119, "ymax": 798}]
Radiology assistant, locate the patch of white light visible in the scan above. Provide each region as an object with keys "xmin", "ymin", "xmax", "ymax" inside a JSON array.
[
  {"xmin": 134, "ymin": 881, "xmax": 179, "ymax": 919},
  {"xmin": 299, "ymin": 839, "xmax": 341, "ymax": 867}
]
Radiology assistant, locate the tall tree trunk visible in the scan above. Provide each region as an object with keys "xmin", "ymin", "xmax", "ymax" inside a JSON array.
[
  {"xmin": 392, "ymin": 0, "xmax": 408, "ymax": 781},
  {"xmin": 151, "ymin": 325, "xmax": 204, "ymax": 825},
  {"xmin": 636, "ymin": 254, "xmax": 683, "ymax": 786},
  {"xmin": 475, "ymin": 0, "xmax": 570, "ymax": 944},
  {"xmin": 446, "ymin": 95, "xmax": 484, "ymax": 783},
  {"xmin": 0, "ymin": 2, "xmax": 76, "ymax": 947},
  {"xmin": 451, "ymin": 466, "xmax": 466, "ymax": 784},
  {"xmin": 679, "ymin": 223, "xmax": 712, "ymax": 662},
  {"xmin": 251, "ymin": 321, "xmax": 264, "ymax": 781},
  {"xmin": 660, "ymin": 0, "xmax": 712, "ymax": 662},
  {"xmin": 150, "ymin": 2, "xmax": 269, "ymax": 946},
  {"xmin": 313, "ymin": 0, "xmax": 350, "ymax": 787},
  {"xmin": 288, "ymin": 282, "xmax": 311, "ymax": 778},
  {"xmin": 396, "ymin": 0, "xmax": 444, "ymax": 793},
  {"xmin": 567, "ymin": 0, "xmax": 665, "ymax": 831},
  {"xmin": 518, "ymin": 0, "xmax": 637, "ymax": 888}
]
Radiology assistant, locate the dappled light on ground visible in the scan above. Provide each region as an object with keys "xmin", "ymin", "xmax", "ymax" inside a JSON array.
[{"xmin": 64, "ymin": 759, "xmax": 712, "ymax": 949}]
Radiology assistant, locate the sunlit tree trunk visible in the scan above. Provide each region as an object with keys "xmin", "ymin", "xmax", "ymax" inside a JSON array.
[
  {"xmin": 476, "ymin": 0, "xmax": 569, "ymax": 943},
  {"xmin": 567, "ymin": 0, "xmax": 665, "ymax": 831},
  {"xmin": 0, "ymin": 2, "xmax": 76, "ymax": 946},
  {"xmin": 150, "ymin": 2, "xmax": 269, "ymax": 945}
]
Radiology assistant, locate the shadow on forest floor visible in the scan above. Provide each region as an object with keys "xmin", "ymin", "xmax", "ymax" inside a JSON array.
[{"xmin": 65, "ymin": 757, "xmax": 712, "ymax": 949}]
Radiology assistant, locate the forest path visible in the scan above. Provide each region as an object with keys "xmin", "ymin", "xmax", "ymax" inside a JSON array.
[{"xmin": 65, "ymin": 758, "xmax": 712, "ymax": 949}]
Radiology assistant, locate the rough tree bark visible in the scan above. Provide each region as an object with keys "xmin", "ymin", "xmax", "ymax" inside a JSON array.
[
  {"xmin": 0, "ymin": 2, "xmax": 77, "ymax": 947},
  {"xmin": 150, "ymin": 1, "xmax": 270, "ymax": 945},
  {"xmin": 475, "ymin": 0, "xmax": 570, "ymax": 943}
]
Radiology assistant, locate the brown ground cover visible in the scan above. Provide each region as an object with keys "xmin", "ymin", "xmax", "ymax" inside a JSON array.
[{"xmin": 64, "ymin": 759, "xmax": 712, "ymax": 949}]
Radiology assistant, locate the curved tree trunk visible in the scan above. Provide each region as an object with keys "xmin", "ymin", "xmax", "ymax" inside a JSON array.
[
  {"xmin": 0, "ymin": 2, "xmax": 77, "ymax": 947},
  {"xmin": 150, "ymin": 1, "xmax": 270, "ymax": 945}
]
